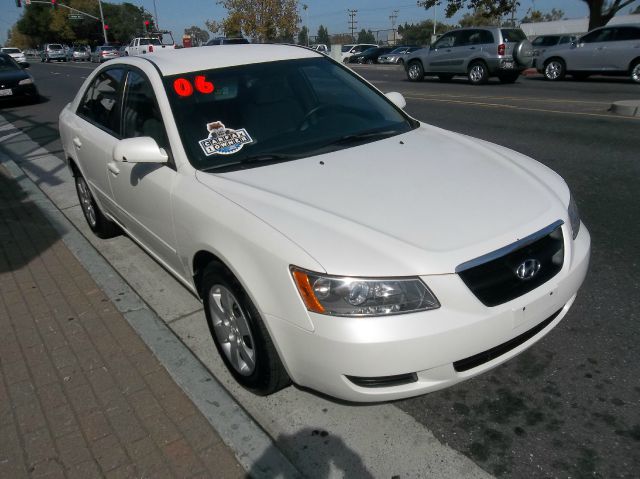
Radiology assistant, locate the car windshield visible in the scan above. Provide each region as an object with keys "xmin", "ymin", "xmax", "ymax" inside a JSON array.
[
  {"xmin": 361, "ymin": 47, "xmax": 377, "ymax": 55},
  {"xmin": 49, "ymin": 44, "xmax": 63, "ymax": 50},
  {"xmin": 341, "ymin": 45, "xmax": 354, "ymax": 52},
  {"xmin": 0, "ymin": 55, "xmax": 20, "ymax": 72},
  {"xmin": 389, "ymin": 47, "xmax": 406, "ymax": 54},
  {"xmin": 164, "ymin": 57, "xmax": 416, "ymax": 172},
  {"xmin": 2, "ymin": 48, "xmax": 21, "ymax": 54}
]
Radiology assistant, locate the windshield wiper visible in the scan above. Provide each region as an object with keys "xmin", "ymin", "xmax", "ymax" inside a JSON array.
[
  {"xmin": 201, "ymin": 153, "xmax": 299, "ymax": 173},
  {"xmin": 323, "ymin": 129, "xmax": 402, "ymax": 147}
]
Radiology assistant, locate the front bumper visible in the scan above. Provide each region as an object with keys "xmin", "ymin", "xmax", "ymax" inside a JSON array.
[
  {"xmin": 269, "ymin": 223, "xmax": 590, "ymax": 402},
  {"xmin": 0, "ymin": 83, "xmax": 38, "ymax": 101}
]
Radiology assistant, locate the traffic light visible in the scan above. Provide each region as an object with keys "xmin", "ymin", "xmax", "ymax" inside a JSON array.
[
  {"xmin": 104, "ymin": 24, "xmax": 109, "ymax": 30},
  {"xmin": 15, "ymin": 0, "xmax": 22, "ymax": 7},
  {"xmin": 51, "ymin": 0, "xmax": 57, "ymax": 9},
  {"xmin": 144, "ymin": 19, "xmax": 150, "ymax": 32}
]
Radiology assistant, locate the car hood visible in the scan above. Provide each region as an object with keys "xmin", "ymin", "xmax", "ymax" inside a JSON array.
[{"xmin": 195, "ymin": 124, "xmax": 569, "ymax": 276}]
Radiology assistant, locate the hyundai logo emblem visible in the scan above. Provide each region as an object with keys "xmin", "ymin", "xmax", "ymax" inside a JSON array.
[{"xmin": 516, "ymin": 259, "xmax": 541, "ymax": 280}]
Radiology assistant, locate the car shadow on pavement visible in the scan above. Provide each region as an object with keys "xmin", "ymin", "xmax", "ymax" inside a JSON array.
[
  {"xmin": 249, "ymin": 428, "xmax": 375, "ymax": 479},
  {"xmin": 0, "ymin": 165, "xmax": 59, "ymax": 274}
]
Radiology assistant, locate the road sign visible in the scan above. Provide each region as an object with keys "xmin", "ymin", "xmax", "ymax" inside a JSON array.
[{"xmin": 68, "ymin": 14, "xmax": 83, "ymax": 19}]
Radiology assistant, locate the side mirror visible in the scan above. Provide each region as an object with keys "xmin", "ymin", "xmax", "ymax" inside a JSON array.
[
  {"xmin": 385, "ymin": 91, "xmax": 406, "ymax": 110},
  {"xmin": 113, "ymin": 137, "xmax": 168, "ymax": 164}
]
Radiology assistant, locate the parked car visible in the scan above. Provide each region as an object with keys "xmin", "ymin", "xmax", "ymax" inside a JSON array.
[
  {"xmin": 125, "ymin": 34, "xmax": 176, "ymax": 56},
  {"xmin": 205, "ymin": 37, "xmax": 250, "ymax": 46},
  {"xmin": 404, "ymin": 27, "xmax": 534, "ymax": 84},
  {"xmin": 311, "ymin": 43, "xmax": 328, "ymax": 53},
  {"xmin": 0, "ymin": 53, "xmax": 39, "ymax": 103},
  {"xmin": 91, "ymin": 45, "xmax": 119, "ymax": 63},
  {"xmin": 71, "ymin": 47, "xmax": 90, "ymax": 62},
  {"xmin": 340, "ymin": 43, "xmax": 378, "ymax": 62},
  {"xmin": 537, "ymin": 24, "xmax": 640, "ymax": 83},
  {"xmin": 40, "ymin": 43, "xmax": 67, "ymax": 62},
  {"xmin": 378, "ymin": 46, "xmax": 421, "ymax": 65},
  {"xmin": 348, "ymin": 46, "xmax": 395, "ymax": 64},
  {"xmin": 531, "ymin": 34, "xmax": 577, "ymax": 68},
  {"xmin": 59, "ymin": 44, "xmax": 589, "ymax": 402},
  {"xmin": 1, "ymin": 47, "xmax": 28, "ymax": 64}
]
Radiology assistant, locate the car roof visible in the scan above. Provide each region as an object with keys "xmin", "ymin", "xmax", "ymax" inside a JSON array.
[{"xmin": 142, "ymin": 44, "xmax": 322, "ymax": 76}]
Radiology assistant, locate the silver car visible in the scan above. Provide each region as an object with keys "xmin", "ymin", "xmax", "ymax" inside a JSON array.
[
  {"xmin": 378, "ymin": 46, "xmax": 421, "ymax": 65},
  {"xmin": 404, "ymin": 27, "xmax": 534, "ymax": 85},
  {"xmin": 538, "ymin": 25, "xmax": 640, "ymax": 83},
  {"xmin": 91, "ymin": 45, "xmax": 119, "ymax": 63},
  {"xmin": 40, "ymin": 43, "xmax": 67, "ymax": 62}
]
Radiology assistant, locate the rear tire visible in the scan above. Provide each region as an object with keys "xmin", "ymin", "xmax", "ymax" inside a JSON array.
[
  {"xmin": 407, "ymin": 60, "xmax": 424, "ymax": 82},
  {"xmin": 468, "ymin": 61, "xmax": 489, "ymax": 85},
  {"xmin": 74, "ymin": 172, "xmax": 120, "ymax": 239},
  {"xmin": 544, "ymin": 58, "xmax": 566, "ymax": 81},
  {"xmin": 202, "ymin": 263, "xmax": 290, "ymax": 395}
]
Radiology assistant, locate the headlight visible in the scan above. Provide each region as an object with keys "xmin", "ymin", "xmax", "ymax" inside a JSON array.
[
  {"xmin": 291, "ymin": 267, "xmax": 440, "ymax": 317},
  {"xmin": 568, "ymin": 194, "xmax": 580, "ymax": 240},
  {"xmin": 18, "ymin": 78, "xmax": 33, "ymax": 85}
]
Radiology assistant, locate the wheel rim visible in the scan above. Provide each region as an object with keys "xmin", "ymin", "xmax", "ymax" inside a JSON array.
[
  {"xmin": 469, "ymin": 64, "xmax": 485, "ymax": 82},
  {"xmin": 546, "ymin": 61, "xmax": 562, "ymax": 80},
  {"xmin": 408, "ymin": 64, "xmax": 420, "ymax": 80},
  {"xmin": 632, "ymin": 64, "xmax": 640, "ymax": 83},
  {"xmin": 76, "ymin": 177, "xmax": 97, "ymax": 227},
  {"xmin": 209, "ymin": 285, "xmax": 256, "ymax": 376}
]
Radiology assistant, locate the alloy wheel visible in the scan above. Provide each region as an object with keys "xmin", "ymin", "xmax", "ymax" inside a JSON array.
[
  {"xmin": 469, "ymin": 65, "xmax": 485, "ymax": 83},
  {"xmin": 209, "ymin": 285, "xmax": 256, "ymax": 376},
  {"xmin": 408, "ymin": 64, "xmax": 421, "ymax": 80},
  {"xmin": 545, "ymin": 61, "xmax": 563, "ymax": 80},
  {"xmin": 76, "ymin": 177, "xmax": 96, "ymax": 227},
  {"xmin": 631, "ymin": 63, "xmax": 640, "ymax": 84}
]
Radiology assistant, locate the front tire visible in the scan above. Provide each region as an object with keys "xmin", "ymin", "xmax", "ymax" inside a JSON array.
[
  {"xmin": 630, "ymin": 60, "xmax": 640, "ymax": 84},
  {"xmin": 468, "ymin": 61, "xmax": 489, "ymax": 85},
  {"xmin": 202, "ymin": 263, "xmax": 290, "ymax": 395},
  {"xmin": 74, "ymin": 173, "xmax": 120, "ymax": 239},
  {"xmin": 407, "ymin": 60, "xmax": 424, "ymax": 82},
  {"xmin": 544, "ymin": 58, "xmax": 566, "ymax": 81}
]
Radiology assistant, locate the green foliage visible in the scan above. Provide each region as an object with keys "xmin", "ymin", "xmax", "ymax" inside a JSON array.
[
  {"xmin": 418, "ymin": 0, "xmax": 519, "ymax": 19},
  {"xmin": 184, "ymin": 26, "xmax": 210, "ymax": 46},
  {"xmin": 458, "ymin": 10, "xmax": 501, "ymax": 27},
  {"xmin": 316, "ymin": 25, "xmax": 330, "ymax": 46},
  {"xmin": 356, "ymin": 29, "xmax": 375, "ymax": 44},
  {"xmin": 521, "ymin": 8, "xmax": 564, "ymax": 23},
  {"xmin": 298, "ymin": 25, "xmax": 308, "ymax": 45},
  {"xmin": 397, "ymin": 20, "xmax": 455, "ymax": 45},
  {"xmin": 215, "ymin": 0, "xmax": 300, "ymax": 42},
  {"xmin": 15, "ymin": 1, "xmax": 155, "ymax": 47}
]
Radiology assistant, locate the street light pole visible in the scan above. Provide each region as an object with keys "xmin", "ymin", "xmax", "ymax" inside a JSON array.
[
  {"xmin": 97, "ymin": 0, "xmax": 107, "ymax": 43},
  {"xmin": 152, "ymin": 0, "xmax": 159, "ymax": 29}
]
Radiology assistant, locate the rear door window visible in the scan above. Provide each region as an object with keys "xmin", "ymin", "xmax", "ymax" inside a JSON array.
[
  {"xmin": 77, "ymin": 68, "xmax": 125, "ymax": 135},
  {"xmin": 614, "ymin": 27, "xmax": 640, "ymax": 41},
  {"xmin": 581, "ymin": 28, "xmax": 615, "ymax": 43},
  {"xmin": 501, "ymin": 29, "xmax": 526, "ymax": 43}
]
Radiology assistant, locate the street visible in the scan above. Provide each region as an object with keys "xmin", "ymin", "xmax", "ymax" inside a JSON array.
[{"xmin": 1, "ymin": 60, "xmax": 639, "ymax": 478}]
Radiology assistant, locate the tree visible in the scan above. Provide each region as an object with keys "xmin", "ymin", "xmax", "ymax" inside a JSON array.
[
  {"xmin": 419, "ymin": 1, "xmax": 638, "ymax": 31},
  {"xmin": 316, "ymin": 24, "xmax": 330, "ymax": 46},
  {"xmin": 458, "ymin": 10, "xmax": 501, "ymax": 27},
  {"xmin": 298, "ymin": 25, "xmax": 308, "ymax": 45},
  {"xmin": 521, "ymin": 8, "xmax": 564, "ymax": 23},
  {"xmin": 184, "ymin": 26, "xmax": 210, "ymax": 46},
  {"xmin": 331, "ymin": 33, "xmax": 353, "ymax": 44},
  {"xmin": 356, "ymin": 29, "xmax": 375, "ymax": 44},
  {"xmin": 215, "ymin": 0, "xmax": 300, "ymax": 42},
  {"xmin": 582, "ymin": 0, "xmax": 637, "ymax": 29},
  {"xmin": 397, "ymin": 20, "xmax": 455, "ymax": 45}
]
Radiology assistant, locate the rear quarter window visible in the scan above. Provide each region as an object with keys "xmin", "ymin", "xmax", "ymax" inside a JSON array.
[{"xmin": 501, "ymin": 29, "xmax": 526, "ymax": 42}]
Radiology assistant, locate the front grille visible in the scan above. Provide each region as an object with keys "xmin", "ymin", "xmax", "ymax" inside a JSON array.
[
  {"xmin": 457, "ymin": 221, "xmax": 564, "ymax": 307},
  {"xmin": 453, "ymin": 308, "xmax": 562, "ymax": 372},
  {"xmin": 346, "ymin": 373, "xmax": 418, "ymax": 388}
]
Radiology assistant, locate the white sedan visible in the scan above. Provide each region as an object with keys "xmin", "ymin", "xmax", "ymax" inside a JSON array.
[
  {"xmin": 59, "ymin": 45, "xmax": 590, "ymax": 402},
  {"xmin": 1, "ymin": 47, "xmax": 27, "ymax": 64}
]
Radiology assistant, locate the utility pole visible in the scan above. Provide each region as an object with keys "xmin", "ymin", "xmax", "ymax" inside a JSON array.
[
  {"xmin": 97, "ymin": 0, "xmax": 107, "ymax": 44},
  {"xmin": 152, "ymin": 0, "xmax": 159, "ymax": 29},
  {"xmin": 347, "ymin": 9, "xmax": 357, "ymax": 43},
  {"xmin": 303, "ymin": 4, "xmax": 309, "ymax": 46},
  {"xmin": 389, "ymin": 9, "xmax": 398, "ymax": 45}
]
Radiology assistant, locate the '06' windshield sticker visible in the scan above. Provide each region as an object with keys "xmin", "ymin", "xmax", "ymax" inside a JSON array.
[{"xmin": 199, "ymin": 121, "xmax": 253, "ymax": 156}]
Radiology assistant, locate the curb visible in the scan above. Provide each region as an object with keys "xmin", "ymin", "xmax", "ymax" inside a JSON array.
[
  {"xmin": 0, "ymin": 153, "xmax": 302, "ymax": 479},
  {"xmin": 610, "ymin": 100, "xmax": 640, "ymax": 117}
]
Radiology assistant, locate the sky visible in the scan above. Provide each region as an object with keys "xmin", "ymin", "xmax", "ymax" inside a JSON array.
[{"xmin": 2, "ymin": 0, "xmax": 639, "ymax": 45}]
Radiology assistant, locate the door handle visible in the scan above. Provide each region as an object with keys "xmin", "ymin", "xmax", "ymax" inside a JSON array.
[
  {"xmin": 73, "ymin": 137, "xmax": 82, "ymax": 148},
  {"xmin": 107, "ymin": 161, "xmax": 120, "ymax": 175}
]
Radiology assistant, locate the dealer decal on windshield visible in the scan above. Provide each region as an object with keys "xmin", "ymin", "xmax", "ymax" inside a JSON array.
[{"xmin": 198, "ymin": 121, "xmax": 253, "ymax": 156}]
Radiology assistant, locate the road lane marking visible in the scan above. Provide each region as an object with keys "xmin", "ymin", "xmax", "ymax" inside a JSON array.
[{"xmin": 404, "ymin": 95, "xmax": 640, "ymax": 121}]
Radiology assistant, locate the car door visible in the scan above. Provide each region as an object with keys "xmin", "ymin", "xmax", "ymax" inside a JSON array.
[
  {"xmin": 426, "ymin": 31, "xmax": 459, "ymax": 72},
  {"xmin": 71, "ymin": 67, "xmax": 125, "ymax": 215},
  {"xmin": 569, "ymin": 28, "xmax": 615, "ymax": 70},
  {"xmin": 107, "ymin": 67, "xmax": 181, "ymax": 272},
  {"xmin": 609, "ymin": 27, "xmax": 640, "ymax": 71}
]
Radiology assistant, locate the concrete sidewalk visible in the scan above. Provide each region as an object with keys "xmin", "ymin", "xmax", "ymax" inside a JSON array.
[{"xmin": 0, "ymin": 164, "xmax": 245, "ymax": 478}]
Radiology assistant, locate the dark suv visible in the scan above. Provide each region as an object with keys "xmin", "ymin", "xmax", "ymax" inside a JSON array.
[{"xmin": 404, "ymin": 27, "xmax": 534, "ymax": 84}]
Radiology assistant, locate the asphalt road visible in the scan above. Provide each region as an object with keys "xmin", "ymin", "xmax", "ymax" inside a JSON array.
[{"xmin": 2, "ymin": 60, "xmax": 639, "ymax": 479}]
